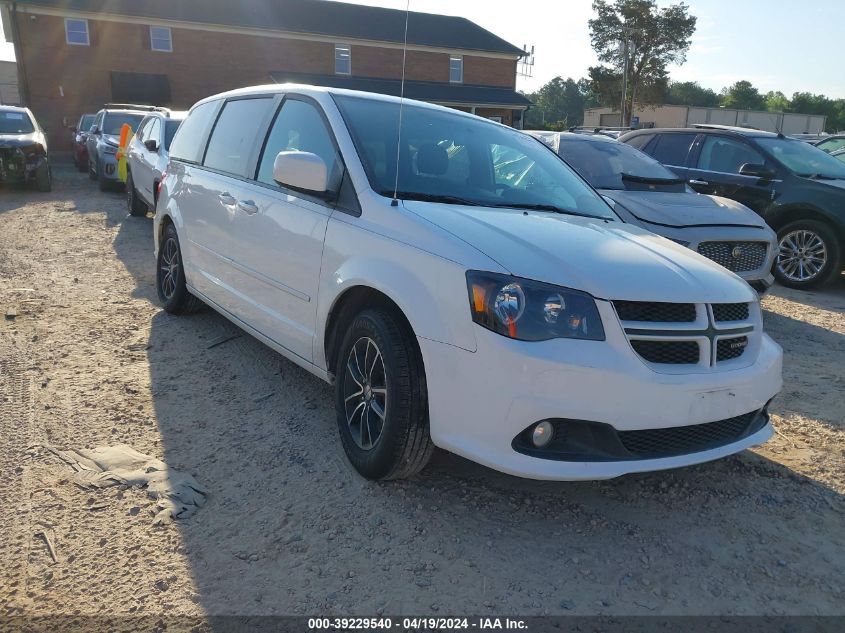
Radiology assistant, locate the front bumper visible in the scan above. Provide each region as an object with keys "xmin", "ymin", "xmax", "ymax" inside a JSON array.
[
  {"xmin": 419, "ymin": 301, "xmax": 782, "ymax": 481},
  {"xmin": 97, "ymin": 150, "xmax": 120, "ymax": 180}
]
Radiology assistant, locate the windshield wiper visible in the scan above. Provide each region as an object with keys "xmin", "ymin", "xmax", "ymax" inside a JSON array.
[
  {"xmin": 490, "ymin": 202, "xmax": 604, "ymax": 219},
  {"xmin": 620, "ymin": 172, "xmax": 685, "ymax": 185},
  {"xmin": 386, "ymin": 191, "xmax": 481, "ymax": 206}
]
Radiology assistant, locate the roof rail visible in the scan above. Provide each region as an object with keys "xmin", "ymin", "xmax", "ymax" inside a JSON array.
[
  {"xmin": 104, "ymin": 103, "xmax": 170, "ymax": 113},
  {"xmin": 691, "ymin": 123, "xmax": 760, "ymax": 132}
]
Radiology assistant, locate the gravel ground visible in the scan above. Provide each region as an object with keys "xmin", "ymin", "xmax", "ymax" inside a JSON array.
[{"xmin": 1, "ymin": 164, "xmax": 844, "ymax": 619}]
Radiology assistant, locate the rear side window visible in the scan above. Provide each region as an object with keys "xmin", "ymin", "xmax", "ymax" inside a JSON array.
[
  {"xmin": 204, "ymin": 98, "xmax": 274, "ymax": 177},
  {"xmin": 650, "ymin": 133, "xmax": 696, "ymax": 166},
  {"xmin": 169, "ymin": 101, "xmax": 219, "ymax": 164},
  {"xmin": 256, "ymin": 98, "xmax": 342, "ymax": 191}
]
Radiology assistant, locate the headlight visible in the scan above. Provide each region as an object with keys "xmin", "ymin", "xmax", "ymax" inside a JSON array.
[
  {"xmin": 466, "ymin": 271, "xmax": 605, "ymax": 341},
  {"xmin": 103, "ymin": 143, "xmax": 118, "ymax": 155}
]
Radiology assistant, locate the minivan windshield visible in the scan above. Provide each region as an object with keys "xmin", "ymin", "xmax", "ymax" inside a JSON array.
[
  {"xmin": 334, "ymin": 96, "xmax": 615, "ymax": 220},
  {"xmin": 556, "ymin": 136, "xmax": 683, "ymax": 190},
  {"xmin": 102, "ymin": 113, "xmax": 145, "ymax": 136},
  {"xmin": 0, "ymin": 110, "xmax": 35, "ymax": 134},
  {"xmin": 757, "ymin": 137, "xmax": 845, "ymax": 180}
]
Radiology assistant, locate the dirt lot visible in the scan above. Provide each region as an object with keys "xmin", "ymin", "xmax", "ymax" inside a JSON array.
[{"xmin": 1, "ymin": 163, "xmax": 844, "ymax": 619}]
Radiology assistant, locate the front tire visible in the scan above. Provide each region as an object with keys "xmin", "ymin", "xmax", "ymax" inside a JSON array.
[
  {"xmin": 126, "ymin": 171, "xmax": 147, "ymax": 216},
  {"xmin": 88, "ymin": 158, "xmax": 97, "ymax": 181},
  {"xmin": 156, "ymin": 223, "xmax": 201, "ymax": 314},
  {"xmin": 774, "ymin": 220, "xmax": 841, "ymax": 289},
  {"xmin": 34, "ymin": 163, "xmax": 51, "ymax": 192},
  {"xmin": 335, "ymin": 308, "xmax": 433, "ymax": 480}
]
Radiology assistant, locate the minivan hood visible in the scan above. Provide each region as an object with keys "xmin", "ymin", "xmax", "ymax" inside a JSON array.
[
  {"xmin": 600, "ymin": 190, "xmax": 767, "ymax": 228},
  {"xmin": 403, "ymin": 201, "xmax": 755, "ymax": 304}
]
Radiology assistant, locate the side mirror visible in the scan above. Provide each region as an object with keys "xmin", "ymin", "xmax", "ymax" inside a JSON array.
[
  {"xmin": 739, "ymin": 163, "xmax": 776, "ymax": 180},
  {"xmin": 273, "ymin": 151, "xmax": 330, "ymax": 195},
  {"xmin": 144, "ymin": 139, "xmax": 159, "ymax": 152}
]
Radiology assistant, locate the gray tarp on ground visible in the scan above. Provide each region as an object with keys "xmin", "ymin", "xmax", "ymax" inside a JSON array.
[{"xmin": 46, "ymin": 444, "xmax": 207, "ymax": 524}]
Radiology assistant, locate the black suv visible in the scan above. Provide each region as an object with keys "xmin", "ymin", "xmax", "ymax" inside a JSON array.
[{"xmin": 620, "ymin": 124, "xmax": 845, "ymax": 289}]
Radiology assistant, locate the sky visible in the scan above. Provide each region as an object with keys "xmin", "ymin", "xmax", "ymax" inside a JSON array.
[{"xmin": 0, "ymin": 0, "xmax": 839, "ymax": 99}]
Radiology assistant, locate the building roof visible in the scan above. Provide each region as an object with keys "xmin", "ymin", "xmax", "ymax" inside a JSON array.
[
  {"xmin": 268, "ymin": 71, "xmax": 532, "ymax": 108},
  {"xmin": 15, "ymin": 0, "xmax": 525, "ymax": 56}
]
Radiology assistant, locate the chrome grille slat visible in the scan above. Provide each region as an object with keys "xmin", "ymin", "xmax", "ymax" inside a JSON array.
[{"xmin": 698, "ymin": 242, "xmax": 767, "ymax": 273}]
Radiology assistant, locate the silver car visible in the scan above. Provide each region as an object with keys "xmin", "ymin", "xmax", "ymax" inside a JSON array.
[
  {"xmin": 125, "ymin": 110, "xmax": 186, "ymax": 216},
  {"xmin": 86, "ymin": 104, "xmax": 156, "ymax": 191},
  {"xmin": 527, "ymin": 131, "xmax": 777, "ymax": 293}
]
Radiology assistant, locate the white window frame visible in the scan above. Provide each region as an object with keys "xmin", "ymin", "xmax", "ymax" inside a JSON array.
[
  {"xmin": 150, "ymin": 26, "xmax": 173, "ymax": 52},
  {"xmin": 65, "ymin": 18, "xmax": 90, "ymax": 46},
  {"xmin": 449, "ymin": 55, "xmax": 463, "ymax": 83},
  {"xmin": 335, "ymin": 44, "xmax": 351, "ymax": 75}
]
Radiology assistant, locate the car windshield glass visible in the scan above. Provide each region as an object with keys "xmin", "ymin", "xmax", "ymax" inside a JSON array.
[
  {"xmin": 0, "ymin": 111, "xmax": 35, "ymax": 134},
  {"xmin": 80, "ymin": 115, "xmax": 95, "ymax": 131},
  {"xmin": 164, "ymin": 119, "xmax": 183, "ymax": 150},
  {"xmin": 556, "ymin": 137, "xmax": 680, "ymax": 190},
  {"xmin": 102, "ymin": 113, "xmax": 145, "ymax": 135},
  {"xmin": 757, "ymin": 137, "xmax": 845, "ymax": 180},
  {"xmin": 334, "ymin": 95, "xmax": 615, "ymax": 220}
]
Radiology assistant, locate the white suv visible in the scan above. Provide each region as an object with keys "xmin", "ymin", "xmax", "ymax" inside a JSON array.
[
  {"xmin": 125, "ymin": 110, "xmax": 186, "ymax": 216},
  {"xmin": 154, "ymin": 85, "xmax": 783, "ymax": 481}
]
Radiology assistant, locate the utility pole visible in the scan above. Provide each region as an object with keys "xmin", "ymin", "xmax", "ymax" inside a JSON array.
[{"xmin": 620, "ymin": 35, "xmax": 629, "ymax": 127}]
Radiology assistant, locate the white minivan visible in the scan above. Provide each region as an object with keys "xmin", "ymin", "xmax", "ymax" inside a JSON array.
[{"xmin": 154, "ymin": 85, "xmax": 783, "ymax": 481}]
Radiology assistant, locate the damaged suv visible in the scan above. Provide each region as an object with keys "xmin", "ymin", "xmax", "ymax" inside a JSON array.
[
  {"xmin": 155, "ymin": 85, "xmax": 782, "ymax": 481},
  {"xmin": 0, "ymin": 106, "xmax": 51, "ymax": 192}
]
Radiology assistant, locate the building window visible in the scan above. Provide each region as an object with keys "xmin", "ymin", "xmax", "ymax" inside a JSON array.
[
  {"xmin": 150, "ymin": 26, "xmax": 173, "ymax": 52},
  {"xmin": 335, "ymin": 44, "xmax": 351, "ymax": 75},
  {"xmin": 65, "ymin": 18, "xmax": 90, "ymax": 46},
  {"xmin": 449, "ymin": 55, "xmax": 463, "ymax": 83}
]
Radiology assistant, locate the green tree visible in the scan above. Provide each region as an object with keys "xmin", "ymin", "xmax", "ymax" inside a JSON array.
[
  {"xmin": 666, "ymin": 81, "xmax": 720, "ymax": 107},
  {"xmin": 720, "ymin": 80, "xmax": 765, "ymax": 110},
  {"xmin": 588, "ymin": 0, "xmax": 696, "ymax": 124},
  {"xmin": 523, "ymin": 77, "xmax": 594, "ymax": 129},
  {"xmin": 764, "ymin": 90, "xmax": 790, "ymax": 113}
]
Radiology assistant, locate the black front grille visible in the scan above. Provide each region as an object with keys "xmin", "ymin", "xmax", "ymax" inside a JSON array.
[
  {"xmin": 614, "ymin": 301, "xmax": 696, "ymax": 323},
  {"xmin": 698, "ymin": 242, "xmax": 767, "ymax": 272},
  {"xmin": 717, "ymin": 336, "xmax": 748, "ymax": 361},
  {"xmin": 631, "ymin": 340, "xmax": 699, "ymax": 364},
  {"xmin": 713, "ymin": 303, "xmax": 750, "ymax": 322},
  {"xmin": 618, "ymin": 411, "xmax": 761, "ymax": 458}
]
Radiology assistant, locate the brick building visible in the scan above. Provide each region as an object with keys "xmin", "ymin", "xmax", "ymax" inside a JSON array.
[{"xmin": 0, "ymin": 0, "xmax": 531, "ymax": 150}]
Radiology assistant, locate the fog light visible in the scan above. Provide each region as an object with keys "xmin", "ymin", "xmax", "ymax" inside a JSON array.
[{"xmin": 532, "ymin": 421, "xmax": 554, "ymax": 448}]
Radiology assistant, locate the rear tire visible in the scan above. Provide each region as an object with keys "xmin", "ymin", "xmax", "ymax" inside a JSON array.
[
  {"xmin": 774, "ymin": 220, "xmax": 841, "ymax": 289},
  {"xmin": 76, "ymin": 155, "xmax": 87, "ymax": 173},
  {"xmin": 156, "ymin": 223, "xmax": 202, "ymax": 315},
  {"xmin": 126, "ymin": 171, "xmax": 147, "ymax": 216},
  {"xmin": 334, "ymin": 308, "xmax": 433, "ymax": 480}
]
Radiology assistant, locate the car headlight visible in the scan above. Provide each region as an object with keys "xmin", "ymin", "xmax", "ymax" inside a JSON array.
[
  {"xmin": 466, "ymin": 271, "xmax": 605, "ymax": 341},
  {"xmin": 103, "ymin": 143, "xmax": 118, "ymax": 155}
]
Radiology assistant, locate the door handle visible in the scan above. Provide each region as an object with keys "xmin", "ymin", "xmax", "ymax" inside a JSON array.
[
  {"xmin": 689, "ymin": 179, "xmax": 709, "ymax": 186},
  {"xmin": 237, "ymin": 199, "xmax": 259, "ymax": 215},
  {"xmin": 218, "ymin": 192, "xmax": 236, "ymax": 205}
]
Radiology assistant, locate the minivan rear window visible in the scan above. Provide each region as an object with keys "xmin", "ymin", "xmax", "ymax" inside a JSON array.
[
  {"xmin": 204, "ymin": 98, "xmax": 274, "ymax": 177},
  {"xmin": 169, "ymin": 101, "xmax": 219, "ymax": 164}
]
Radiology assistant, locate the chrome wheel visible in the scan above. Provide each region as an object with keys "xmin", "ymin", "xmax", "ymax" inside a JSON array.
[
  {"xmin": 159, "ymin": 236, "xmax": 180, "ymax": 300},
  {"xmin": 343, "ymin": 337, "xmax": 387, "ymax": 450},
  {"xmin": 777, "ymin": 229, "xmax": 828, "ymax": 283}
]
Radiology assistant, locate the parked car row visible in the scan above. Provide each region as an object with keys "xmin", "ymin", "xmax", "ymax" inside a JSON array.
[
  {"xmin": 619, "ymin": 124, "xmax": 845, "ymax": 289},
  {"xmin": 149, "ymin": 84, "xmax": 783, "ymax": 482}
]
